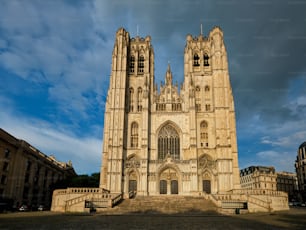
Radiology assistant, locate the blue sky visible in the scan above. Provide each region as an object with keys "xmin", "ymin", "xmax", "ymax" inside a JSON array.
[{"xmin": 0, "ymin": 0, "xmax": 306, "ymax": 174}]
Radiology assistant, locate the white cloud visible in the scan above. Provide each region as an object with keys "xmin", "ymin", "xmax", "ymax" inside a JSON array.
[
  {"xmin": 0, "ymin": 0, "xmax": 110, "ymax": 118},
  {"xmin": 256, "ymin": 150, "xmax": 295, "ymax": 172},
  {"xmin": 0, "ymin": 106, "xmax": 102, "ymax": 174}
]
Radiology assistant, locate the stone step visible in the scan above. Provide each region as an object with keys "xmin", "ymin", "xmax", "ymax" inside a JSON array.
[{"xmin": 98, "ymin": 195, "xmax": 218, "ymax": 214}]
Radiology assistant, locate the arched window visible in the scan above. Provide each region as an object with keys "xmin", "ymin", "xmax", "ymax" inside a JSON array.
[
  {"xmin": 205, "ymin": 85, "xmax": 210, "ymax": 92},
  {"xmin": 204, "ymin": 53, "xmax": 209, "ymax": 66},
  {"xmin": 129, "ymin": 88, "xmax": 134, "ymax": 112},
  {"xmin": 138, "ymin": 55, "xmax": 144, "ymax": 73},
  {"xmin": 200, "ymin": 121, "xmax": 208, "ymax": 147},
  {"xmin": 131, "ymin": 122, "xmax": 138, "ymax": 148},
  {"xmin": 158, "ymin": 124, "xmax": 180, "ymax": 160},
  {"xmin": 193, "ymin": 53, "xmax": 200, "ymax": 66},
  {"xmin": 130, "ymin": 56, "xmax": 135, "ymax": 73},
  {"xmin": 137, "ymin": 87, "xmax": 142, "ymax": 111},
  {"xmin": 195, "ymin": 86, "xmax": 201, "ymax": 111}
]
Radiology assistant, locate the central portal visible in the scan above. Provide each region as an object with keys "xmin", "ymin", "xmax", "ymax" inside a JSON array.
[{"xmin": 159, "ymin": 168, "xmax": 179, "ymax": 195}]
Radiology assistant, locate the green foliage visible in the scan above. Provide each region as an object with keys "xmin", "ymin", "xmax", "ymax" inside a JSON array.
[{"xmin": 52, "ymin": 172, "xmax": 100, "ymax": 189}]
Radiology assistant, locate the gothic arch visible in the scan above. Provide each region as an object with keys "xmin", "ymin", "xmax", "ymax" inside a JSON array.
[
  {"xmin": 198, "ymin": 154, "xmax": 217, "ymax": 194},
  {"xmin": 156, "ymin": 121, "xmax": 181, "ymax": 160},
  {"xmin": 200, "ymin": 121, "xmax": 208, "ymax": 148},
  {"xmin": 198, "ymin": 153, "xmax": 215, "ymax": 171},
  {"xmin": 124, "ymin": 154, "xmax": 140, "ymax": 194},
  {"xmin": 130, "ymin": 122, "xmax": 139, "ymax": 148},
  {"xmin": 157, "ymin": 162, "xmax": 181, "ymax": 175},
  {"xmin": 138, "ymin": 55, "xmax": 144, "ymax": 73},
  {"xmin": 129, "ymin": 55, "xmax": 135, "ymax": 73},
  {"xmin": 193, "ymin": 52, "xmax": 200, "ymax": 66},
  {"xmin": 157, "ymin": 164, "xmax": 182, "ymax": 195},
  {"xmin": 156, "ymin": 121, "xmax": 181, "ymax": 139},
  {"xmin": 203, "ymin": 52, "xmax": 210, "ymax": 66},
  {"xmin": 129, "ymin": 87, "xmax": 134, "ymax": 112}
]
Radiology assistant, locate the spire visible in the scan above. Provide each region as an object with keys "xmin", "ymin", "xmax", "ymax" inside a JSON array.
[
  {"xmin": 165, "ymin": 63, "xmax": 172, "ymax": 86},
  {"xmin": 200, "ymin": 23, "xmax": 203, "ymax": 36}
]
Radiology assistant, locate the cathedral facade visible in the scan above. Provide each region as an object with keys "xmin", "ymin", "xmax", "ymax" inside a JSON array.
[
  {"xmin": 100, "ymin": 27, "xmax": 241, "ymax": 196},
  {"xmin": 51, "ymin": 27, "xmax": 289, "ymax": 213}
]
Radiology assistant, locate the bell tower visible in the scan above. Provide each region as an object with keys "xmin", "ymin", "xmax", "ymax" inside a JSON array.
[
  {"xmin": 183, "ymin": 26, "xmax": 240, "ymax": 192},
  {"xmin": 100, "ymin": 28, "xmax": 155, "ymax": 195},
  {"xmin": 100, "ymin": 28, "xmax": 130, "ymax": 192}
]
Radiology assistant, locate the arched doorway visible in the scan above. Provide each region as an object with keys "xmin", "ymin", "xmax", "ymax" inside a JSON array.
[
  {"xmin": 198, "ymin": 154, "xmax": 215, "ymax": 194},
  {"xmin": 128, "ymin": 171, "xmax": 137, "ymax": 193},
  {"xmin": 202, "ymin": 172, "xmax": 212, "ymax": 194},
  {"xmin": 159, "ymin": 168, "xmax": 179, "ymax": 195},
  {"xmin": 202, "ymin": 179, "xmax": 211, "ymax": 194}
]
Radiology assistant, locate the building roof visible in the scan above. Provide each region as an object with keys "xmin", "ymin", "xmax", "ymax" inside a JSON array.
[
  {"xmin": 299, "ymin": 141, "xmax": 306, "ymax": 149},
  {"xmin": 0, "ymin": 128, "xmax": 76, "ymax": 176}
]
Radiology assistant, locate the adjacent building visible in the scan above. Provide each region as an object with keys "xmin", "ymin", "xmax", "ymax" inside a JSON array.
[
  {"xmin": 295, "ymin": 142, "xmax": 306, "ymax": 201},
  {"xmin": 0, "ymin": 128, "xmax": 76, "ymax": 209},
  {"xmin": 276, "ymin": 171, "xmax": 298, "ymax": 201},
  {"xmin": 240, "ymin": 166, "xmax": 298, "ymax": 201},
  {"xmin": 240, "ymin": 166, "xmax": 277, "ymax": 191}
]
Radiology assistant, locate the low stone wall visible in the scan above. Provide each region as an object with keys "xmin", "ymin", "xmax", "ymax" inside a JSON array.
[
  {"xmin": 51, "ymin": 187, "xmax": 289, "ymax": 213},
  {"xmin": 51, "ymin": 187, "xmax": 119, "ymax": 213},
  {"xmin": 208, "ymin": 189, "xmax": 289, "ymax": 213}
]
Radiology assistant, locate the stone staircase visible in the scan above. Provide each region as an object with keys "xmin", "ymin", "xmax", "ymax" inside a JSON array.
[{"xmin": 97, "ymin": 195, "xmax": 219, "ymax": 215}]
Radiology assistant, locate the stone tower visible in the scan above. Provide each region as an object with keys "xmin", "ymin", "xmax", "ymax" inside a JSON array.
[{"xmin": 100, "ymin": 27, "xmax": 240, "ymax": 196}]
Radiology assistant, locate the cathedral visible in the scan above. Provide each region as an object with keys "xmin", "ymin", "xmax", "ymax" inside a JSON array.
[
  {"xmin": 51, "ymin": 26, "xmax": 289, "ymax": 213},
  {"xmin": 100, "ymin": 26, "xmax": 241, "ymax": 196}
]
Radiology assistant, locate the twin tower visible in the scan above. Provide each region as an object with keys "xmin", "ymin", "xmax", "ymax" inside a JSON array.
[{"xmin": 100, "ymin": 27, "xmax": 241, "ymax": 196}]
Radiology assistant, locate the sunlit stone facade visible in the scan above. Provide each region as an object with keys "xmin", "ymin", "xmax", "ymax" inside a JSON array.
[
  {"xmin": 100, "ymin": 27, "xmax": 241, "ymax": 196},
  {"xmin": 240, "ymin": 166, "xmax": 277, "ymax": 190},
  {"xmin": 51, "ymin": 27, "xmax": 289, "ymax": 213}
]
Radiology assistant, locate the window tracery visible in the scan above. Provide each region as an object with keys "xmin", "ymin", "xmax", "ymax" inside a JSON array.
[
  {"xmin": 193, "ymin": 53, "xmax": 200, "ymax": 66},
  {"xmin": 131, "ymin": 122, "xmax": 138, "ymax": 148},
  {"xmin": 200, "ymin": 121, "xmax": 208, "ymax": 147},
  {"xmin": 138, "ymin": 55, "xmax": 144, "ymax": 73},
  {"xmin": 129, "ymin": 88, "xmax": 134, "ymax": 112},
  {"xmin": 158, "ymin": 124, "xmax": 180, "ymax": 160},
  {"xmin": 195, "ymin": 86, "xmax": 201, "ymax": 112},
  {"xmin": 137, "ymin": 87, "xmax": 142, "ymax": 111},
  {"xmin": 204, "ymin": 53, "xmax": 209, "ymax": 66},
  {"xmin": 129, "ymin": 55, "xmax": 135, "ymax": 73}
]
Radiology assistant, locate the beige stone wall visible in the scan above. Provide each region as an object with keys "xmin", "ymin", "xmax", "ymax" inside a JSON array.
[{"xmin": 100, "ymin": 27, "xmax": 241, "ymax": 196}]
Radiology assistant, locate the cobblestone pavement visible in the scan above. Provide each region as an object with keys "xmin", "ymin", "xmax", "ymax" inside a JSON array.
[{"xmin": 1, "ymin": 208, "xmax": 306, "ymax": 230}]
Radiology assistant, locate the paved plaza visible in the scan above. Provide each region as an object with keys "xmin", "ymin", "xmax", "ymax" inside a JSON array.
[{"xmin": 1, "ymin": 208, "xmax": 306, "ymax": 229}]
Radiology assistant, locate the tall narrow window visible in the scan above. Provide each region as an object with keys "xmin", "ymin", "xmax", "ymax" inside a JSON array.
[
  {"xmin": 1, "ymin": 175, "xmax": 7, "ymax": 185},
  {"xmin": 137, "ymin": 87, "xmax": 142, "ymax": 111},
  {"xmin": 130, "ymin": 55, "xmax": 135, "ymax": 73},
  {"xmin": 4, "ymin": 149, "xmax": 10, "ymax": 158},
  {"xmin": 195, "ymin": 86, "xmax": 201, "ymax": 111},
  {"xmin": 204, "ymin": 53, "xmax": 209, "ymax": 66},
  {"xmin": 2, "ymin": 162, "xmax": 9, "ymax": 172},
  {"xmin": 158, "ymin": 124, "xmax": 180, "ymax": 160},
  {"xmin": 200, "ymin": 121, "xmax": 208, "ymax": 147},
  {"xmin": 193, "ymin": 53, "xmax": 200, "ymax": 66},
  {"xmin": 129, "ymin": 88, "xmax": 134, "ymax": 112},
  {"xmin": 131, "ymin": 122, "xmax": 138, "ymax": 148},
  {"xmin": 138, "ymin": 55, "xmax": 144, "ymax": 73}
]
